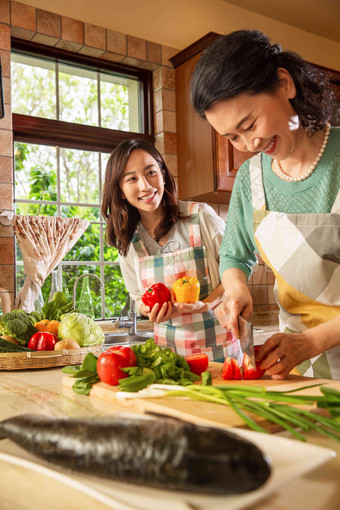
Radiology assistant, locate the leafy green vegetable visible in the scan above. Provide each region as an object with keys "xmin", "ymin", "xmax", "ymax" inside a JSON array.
[
  {"xmin": 0, "ymin": 309, "xmax": 38, "ymax": 345},
  {"xmin": 58, "ymin": 312, "xmax": 104, "ymax": 347},
  {"xmin": 0, "ymin": 338, "xmax": 33, "ymax": 352},
  {"xmin": 62, "ymin": 352, "xmax": 99, "ymax": 395},
  {"xmin": 42, "ymin": 291, "xmax": 76, "ymax": 321},
  {"xmin": 129, "ymin": 338, "xmax": 200, "ymax": 390},
  {"xmin": 119, "ymin": 373, "xmax": 157, "ymax": 392}
]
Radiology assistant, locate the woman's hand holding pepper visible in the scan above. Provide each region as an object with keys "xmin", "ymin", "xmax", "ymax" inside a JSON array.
[
  {"xmin": 140, "ymin": 300, "xmax": 174, "ymax": 324},
  {"xmin": 255, "ymin": 332, "xmax": 312, "ymax": 379}
]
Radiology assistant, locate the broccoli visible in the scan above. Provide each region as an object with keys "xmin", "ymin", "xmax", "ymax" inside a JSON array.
[{"xmin": 0, "ymin": 309, "xmax": 38, "ymax": 346}]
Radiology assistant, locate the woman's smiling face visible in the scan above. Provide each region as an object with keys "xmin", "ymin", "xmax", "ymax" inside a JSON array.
[
  {"xmin": 120, "ymin": 149, "xmax": 165, "ymax": 215},
  {"xmin": 205, "ymin": 68, "xmax": 300, "ymax": 161}
]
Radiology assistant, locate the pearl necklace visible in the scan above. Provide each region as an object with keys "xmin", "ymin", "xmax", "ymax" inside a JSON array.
[{"xmin": 273, "ymin": 123, "xmax": 330, "ymax": 182}]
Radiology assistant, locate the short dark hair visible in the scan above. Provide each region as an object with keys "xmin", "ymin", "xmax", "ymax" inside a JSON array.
[
  {"xmin": 101, "ymin": 139, "xmax": 185, "ymax": 256},
  {"xmin": 191, "ymin": 30, "xmax": 335, "ymax": 133}
]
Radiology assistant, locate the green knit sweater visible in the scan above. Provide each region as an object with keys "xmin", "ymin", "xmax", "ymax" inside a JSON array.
[{"xmin": 219, "ymin": 126, "xmax": 340, "ymax": 280}]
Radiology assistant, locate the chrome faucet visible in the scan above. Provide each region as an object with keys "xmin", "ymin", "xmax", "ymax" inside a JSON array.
[
  {"xmin": 113, "ymin": 295, "xmax": 137, "ymax": 335},
  {"xmin": 73, "ymin": 273, "xmax": 104, "ymax": 309}
]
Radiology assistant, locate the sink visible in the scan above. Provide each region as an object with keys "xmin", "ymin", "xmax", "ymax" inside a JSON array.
[{"xmin": 103, "ymin": 330, "xmax": 154, "ymax": 348}]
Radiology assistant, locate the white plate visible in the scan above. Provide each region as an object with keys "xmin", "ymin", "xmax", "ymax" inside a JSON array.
[{"xmin": 0, "ymin": 427, "xmax": 336, "ymax": 510}]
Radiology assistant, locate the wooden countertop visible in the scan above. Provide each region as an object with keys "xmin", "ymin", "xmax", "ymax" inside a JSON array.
[{"xmin": 1, "ymin": 366, "xmax": 340, "ymax": 510}]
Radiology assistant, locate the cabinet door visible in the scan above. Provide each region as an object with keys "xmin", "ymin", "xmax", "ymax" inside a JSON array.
[{"xmin": 214, "ymin": 133, "xmax": 252, "ymax": 191}]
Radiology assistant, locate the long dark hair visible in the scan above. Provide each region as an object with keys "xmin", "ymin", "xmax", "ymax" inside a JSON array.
[
  {"xmin": 102, "ymin": 139, "xmax": 185, "ymax": 256},
  {"xmin": 191, "ymin": 30, "xmax": 335, "ymax": 133}
]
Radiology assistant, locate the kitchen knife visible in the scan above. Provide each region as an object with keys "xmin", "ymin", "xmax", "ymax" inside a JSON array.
[{"xmin": 238, "ymin": 315, "xmax": 256, "ymax": 367}]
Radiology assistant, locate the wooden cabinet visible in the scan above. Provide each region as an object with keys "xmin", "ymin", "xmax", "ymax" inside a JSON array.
[{"xmin": 170, "ymin": 33, "xmax": 252, "ymax": 205}]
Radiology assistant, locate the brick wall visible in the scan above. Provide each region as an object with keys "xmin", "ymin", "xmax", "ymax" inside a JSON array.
[{"xmin": 0, "ymin": 0, "xmax": 278, "ymax": 313}]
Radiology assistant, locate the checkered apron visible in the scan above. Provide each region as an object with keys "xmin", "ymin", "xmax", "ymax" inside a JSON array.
[
  {"xmin": 132, "ymin": 202, "xmax": 233, "ymax": 360},
  {"xmin": 250, "ymin": 154, "xmax": 340, "ymax": 379}
]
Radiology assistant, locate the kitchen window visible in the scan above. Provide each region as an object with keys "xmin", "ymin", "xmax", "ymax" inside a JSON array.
[{"xmin": 11, "ymin": 38, "xmax": 154, "ymax": 319}]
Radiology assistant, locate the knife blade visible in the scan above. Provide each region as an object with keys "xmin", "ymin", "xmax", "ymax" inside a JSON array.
[{"xmin": 238, "ymin": 316, "xmax": 255, "ymax": 367}]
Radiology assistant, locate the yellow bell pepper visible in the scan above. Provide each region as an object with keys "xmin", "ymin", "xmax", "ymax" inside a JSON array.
[{"xmin": 172, "ymin": 276, "xmax": 200, "ymax": 303}]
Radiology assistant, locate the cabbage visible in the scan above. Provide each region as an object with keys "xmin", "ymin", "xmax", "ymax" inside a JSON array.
[{"xmin": 58, "ymin": 312, "xmax": 104, "ymax": 347}]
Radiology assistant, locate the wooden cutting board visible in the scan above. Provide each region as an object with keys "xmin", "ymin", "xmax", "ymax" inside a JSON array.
[{"xmin": 63, "ymin": 362, "xmax": 339, "ymax": 431}]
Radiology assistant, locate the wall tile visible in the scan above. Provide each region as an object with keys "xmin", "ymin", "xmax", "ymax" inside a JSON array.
[
  {"xmin": 0, "ymin": 156, "xmax": 13, "ymax": 182},
  {"xmin": 0, "ymin": 264, "xmax": 14, "ymax": 292},
  {"xmin": 153, "ymin": 67, "xmax": 162, "ymax": 91},
  {"xmin": 121, "ymin": 55, "xmax": 143, "ymax": 67},
  {"xmin": 155, "ymin": 132, "xmax": 164, "ymax": 154},
  {"xmin": 0, "ymin": 0, "xmax": 10, "ymax": 24},
  {"xmin": 11, "ymin": 1, "xmax": 36, "ymax": 31},
  {"xmin": 154, "ymin": 88, "xmax": 162, "ymax": 113},
  {"xmin": 106, "ymin": 29, "xmax": 126, "ymax": 55},
  {"xmin": 163, "ymin": 110, "xmax": 176, "ymax": 132},
  {"xmin": 268, "ymin": 284, "xmax": 277, "ymax": 305},
  {"xmin": 0, "ymin": 182, "xmax": 13, "ymax": 209},
  {"xmin": 79, "ymin": 45, "xmax": 104, "ymax": 58},
  {"xmin": 140, "ymin": 61, "xmax": 159, "ymax": 71},
  {"xmin": 0, "ymin": 224, "xmax": 13, "ymax": 237},
  {"xmin": 61, "ymin": 16, "xmax": 83, "ymax": 44},
  {"xmin": 101, "ymin": 51, "xmax": 125, "ymax": 63},
  {"xmin": 163, "ymin": 132, "xmax": 177, "ymax": 154},
  {"xmin": 162, "ymin": 45, "xmax": 178, "ymax": 67},
  {"xmin": 127, "ymin": 35, "xmax": 146, "ymax": 60},
  {"xmin": 0, "ymin": 25, "xmax": 10, "ymax": 51},
  {"xmin": 55, "ymin": 40, "xmax": 82, "ymax": 52},
  {"xmin": 0, "ymin": 129, "xmax": 13, "ymax": 157},
  {"xmin": 252, "ymin": 265, "xmax": 266, "ymax": 285},
  {"xmin": 155, "ymin": 110, "xmax": 163, "ymax": 134},
  {"xmin": 266, "ymin": 271, "xmax": 275, "ymax": 284},
  {"xmin": 84, "ymin": 23, "xmax": 105, "ymax": 50},
  {"xmin": 162, "ymin": 88, "xmax": 176, "ymax": 111},
  {"xmin": 3, "ymin": 76, "xmax": 11, "ymax": 104},
  {"xmin": 0, "ymin": 103, "xmax": 12, "ymax": 130},
  {"xmin": 252, "ymin": 285, "xmax": 268, "ymax": 305},
  {"xmin": 31, "ymin": 33, "xmax": 59, "ymax": 47},
  {"xmin": 147, "ymin": 41, "xmax": 161, "ymax": 64},
  {"xmin": 163, "ymin": 154, "xmax": 178, "ymax": 177},
  {"xmin": 0, "ymin": 49, "xmax": 10, "ymax": 77},
  {"xmin": 37, "ymin": 9, "xmax": 61, "ymax": 38},
  {"xmin": 0, "ymin": 237, "xmax": 14, "ymax": 264},
  {"xmin": 268, "ymin": 304, "xmax": 279, "ymax": 311},
  {"xmin": 161, "ymin": 67, "xmax": 175, "ymax": 89},
  {"xmin": 0, "ymin": 291, "xmax": 14, "ymax": 313},
  {"xmin": 11, "ymin": 26, "xmax": 34, "ymax": 41}
]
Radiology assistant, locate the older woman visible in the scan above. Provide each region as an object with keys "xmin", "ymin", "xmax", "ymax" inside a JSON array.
[{"xmin": 191, "ymin": 29, "xmax": 340, "ymax": 380}]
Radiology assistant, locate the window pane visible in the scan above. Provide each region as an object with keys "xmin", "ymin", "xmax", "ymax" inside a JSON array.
[
  {"xmin": 100, "ymin": 72, "xmax": 140, "ymax": 132},
  {"xmin": 59, "ymin": 63, "xmax": 98, "ymax": 126},
  {"xmin": 14, "ymin": 142, "xmax": 57, "ymax": 201},
  {"xmin": 15, "ymin": 203, "xmax": 58, "ymax": 217},
  {"xmin": 60, "ymin": 148, "xmax": 100, "ymax": 204},
  {"xmin": 64, "ymin": 219, "xmax": 100, "ymax": 262},
  {"xmin": 104, "ymin": 265, "xmax": 128, "ymax": 318},
  {"xmin": 63, "ymin": 265, "xmax": 102, "ymax": 319},
  {"xmin": 11, "ymin": 53, "xmax": 56, "ymax": 119}
]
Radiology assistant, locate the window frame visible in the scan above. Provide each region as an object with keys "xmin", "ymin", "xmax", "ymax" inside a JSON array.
[
  {"xmin": 11, "ymin": 37, "xmax": 155, "ymax": 150},
  {"xmin": 12, "ymin": 37, "xmax": 155, "ymax": 319}
]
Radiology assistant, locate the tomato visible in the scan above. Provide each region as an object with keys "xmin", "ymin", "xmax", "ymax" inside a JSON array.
[
  {"xmin": 97, "ymin": 351, "xmax": 130, "ymax": 386},
  {"xmin": 28, "ymin": 332, "xmax": 56, "ymax": 351},
  {"xmin": 105, "ymin": 345, "xmax": 137, "ymax": 367},
  {"xmin": 221, "ymin": 357, "xmax": 242, "ymax": 380},
  {"xmin": 142, "ymin": 283, "xmax": 171, "ymax": 309},
  {"xmin": 242, "ymin": 346, "xmax": 266, "ymax": 380},
  {"xmin": 185, "ymin": 353, "xmax": 209, "ymax": 375}
]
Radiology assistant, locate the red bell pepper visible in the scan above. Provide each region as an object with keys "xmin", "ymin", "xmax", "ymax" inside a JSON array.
[
  {"xmin": 222, "ymin": 357, "xmax": 242, "ymax": 380},
  {"xmin": 28, "ymin": 331, "xmax": 57, "ymax": 351},
  {"xmin": 242, "ymin": 346, "xmax": 266, "ymax": 380},
  {"xmin": 142, "ymin": 282, "xmax": 171, "ymax": 309}
]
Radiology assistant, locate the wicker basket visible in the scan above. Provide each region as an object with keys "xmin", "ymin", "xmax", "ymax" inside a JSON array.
[{"xmin": 0, "ymin": 345, "xmax": 102, "ymax": 370}]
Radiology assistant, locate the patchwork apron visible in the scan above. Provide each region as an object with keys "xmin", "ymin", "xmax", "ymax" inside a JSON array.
[
  {"xmin": 250, "ymin": 154, "xmax": 340, "ymax": 379},
  {"xmin": 132, "ymin": 202, "xmax": 233, "ymax": 361}
]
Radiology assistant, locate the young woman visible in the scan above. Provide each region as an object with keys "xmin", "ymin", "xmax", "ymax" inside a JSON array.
[
  {"xmin": 102, "ymin": 139, "xmax": 233, "ymax": 361},
  {"xmin": 191, "ymin": 29, "xmax": 340, "ymax": 380}
]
